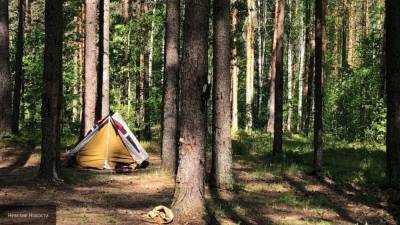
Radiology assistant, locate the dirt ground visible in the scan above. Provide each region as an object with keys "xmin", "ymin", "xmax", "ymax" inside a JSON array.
[{"xmin": 0, "ymin": 143, "xmax": 398, "ymax": 225}]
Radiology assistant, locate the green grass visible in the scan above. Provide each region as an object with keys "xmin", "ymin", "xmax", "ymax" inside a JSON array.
[{"xmin": 232, "ymin": 130, "xmax": 386, "ymax": 188}]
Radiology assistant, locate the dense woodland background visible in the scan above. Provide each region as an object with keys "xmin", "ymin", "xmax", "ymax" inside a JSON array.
[
  {"xmin": 0, "ymin": 0, "xmax": 386, "ymax": 141},
  {"xmin": 0, "ymin": 0, "xmax": 400, "ymax": 223}
]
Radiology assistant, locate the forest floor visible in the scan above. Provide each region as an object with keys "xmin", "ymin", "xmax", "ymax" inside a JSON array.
[{"xmin": 0, "ymin": 132, "xmax": 399, "ymax": 225}]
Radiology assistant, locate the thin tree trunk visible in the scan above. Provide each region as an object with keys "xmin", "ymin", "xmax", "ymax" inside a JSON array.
[
  {"xmin": 39, "ymin": 0, "xmax": 63, "ymax": 180},
  {"xmin": 271, "ymin": 0, "xmax": 285, "ymax": 154},
  {"xmin": 245, "ymin": 0, "xmax": 255, "ymax": 131},
  {"xmin": 231, "ymin": 0, "xmax": 239, "ymax": 130},
  {"xmin": 332, "ymin": 0, "xmax": 340, "ymax": 79},
  {"xmin": 79, "ymin": 5, "xmax": 85, "ymax": 137},
  {"xmin": 347, "ymin": 0, "xmax": 355, "ymax": 67},
  {"xmin": 102, "ymin": 0, "xmax": 110, "ymax": 118},
  {"xmin": 72, "ymin": 16, "xmax": 80, "ymax": 122},
  {"xmin": 341, "ymin": 0, "xmax": 348, "ymax": 70},
  {"xmin": 121, "ymin": 0, "xmax": 131, "ymax": 106},
  {"xmin": 385, "ymin": 0, "xmax": 400, "ymax": 183},
  {"xmin": 79, "ymin": 5, "xmax": 85, "ymax": 124},
  {"xmin": 313, "ymin": 0, "xmax": 326, "ymax": 173},
  {"xmin": 143, "ymin": 51, "xmax": 151, "ymax": 139},
  {"xmin": 12, "ymin": 0, "xmax": 26, "ymax": 134},
  {"xmin": 297, "ymin": 21, "xmax": 305, "ymax": 132},
  {"xmin": 256, "ymin": 0, "xmax": 264, "ymax": 124},
  {"xmin": 301, "ymin": 0, "xmax": 311, "ymax": 132},
  {"xmin": 211, "ymin": 0, "xmax": 233, "ymax": 190},
  {"xmin": 305, "ymin": 29, "xmax": 314, "ymax": 135},
  {"xmin": 148, "ymin": 0, "xmax": 157, "ymax": 86},
  {"xmin": 287, "ymin": 0, "xmax": 293, "ymax": 132},
  {"xmin": 142, "ymin": 0, "xmax": 151, "ymax": 140},
  {"xmin": 267, "ymin": 0, "xmax": 285, "ymax": 139},
  {"xmin": 82, "ymin": 0, "xmax": 98, "ymax": 136},
  {"xmin": 135, "ymin": 0, "xmax": 145, "ymax": 136},
  {"xmin": 171, "ymin": 0, "xmax": 209, "ymax": 222},
  {"xmin": 96, "ymin": 0, "xmax": 110, "ymax": 120},
  {"xmin": 0, "ymin": 0, "xmax": 12, "ymax": 136},
  {"xmin": 161, "ymin": 0, "xmax": 180, "ymax": 173}
]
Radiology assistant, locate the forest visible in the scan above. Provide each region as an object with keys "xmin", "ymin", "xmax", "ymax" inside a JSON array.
[{"xmin": 0, "ymin": 0, "xmax": 399, "ymax": 224}]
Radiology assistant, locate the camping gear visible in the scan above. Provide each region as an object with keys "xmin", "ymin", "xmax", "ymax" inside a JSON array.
[
  {"xmin": 115, "ymin": 163, "xmax": 133, "ymax": 174},
  {"xmin": 66, "ymin": 112, "xmax": 149, "ymax": 170},
  {"xmin": 146, "ymin": 205, "xmax": 174, "ymax": 224}
]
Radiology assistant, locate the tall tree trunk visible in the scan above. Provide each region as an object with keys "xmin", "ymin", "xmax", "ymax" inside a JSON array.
[
  {"xmin": 148, "ymin": 0, "xmax": 157, "ymax": 86},
  {"xmin": 12, "ymin": 0, "xmax": 25, "ymax": 134},
  {"xmin": 79, "ymin": 5, "xmax": 85, "ymax": 124},
  {"xmin": 171, "ymin": 0, "xmax": 209, "ymax": 222},
  {"xmin": 0, "ymin": 0, "xmax": 12, "ymax": 136},
  {"xmin": 297, "ymin": 10, "xmax": 305, "ymax": 132},
  {"xmin": 313, "ymin": 0, "xmax": 326, "ymax": 173},
  {"xmin": 304, "ymin": 29, "xmax": 314, "ymax": 135},
  {"xmin": 231, "ymin": 0, "xmax": 239, "ymax": 130},
  {"xmin": 385, "ymin": 0, "xmax": 400, "ymax": 184},
  {"xmin": 301, "ymin": 0, "xmax": 311, "ymax": 132},
  {"xmin": 270, "ymin": 0, "xmax": 285, "ymax": 154},
  {"xmin": 332, "ymin": 0, "xmax": 340, "ymax": 79},
  {"xmin": 143, "ymin": 50, "xmax": 151, "ymax": 140},
  {"xmin": 256, "ymin": 0, "xmax": 265, "ymax": 124},
  {"xmin": 287, "ymin": 0, "xmax": 294, "ymax": 132},
  {"xmin": 245, "ymin": 0, "xmax": 255, "ymax": 131},
  {"xmin": 347, "ymin": 0, "xmax": 355, "ymax": 67},
  {"xmin": 341, "ymin": 0, "xmax": 348, "ymax": 70},
  {"xmin": 135, "ymin": 0, "xmax": 144, "ymax": 136},
  {"xmin": 161, "ymin": 0, "xmax": 180, "ymax": 173},
  {"xmin": 267, "ymin": 0, "xmax": 285, "ymax": 141},
  {"xmin": 142, "ymin": 0, "xmax": 151, "ymax": 140},
  {"xmin": 39, "ymin": 0, "xmax": 63, "ymax": 180},
  {"xmin": 72, "ymin": 17, "xmax": 80, "ymax": 122},
  {"xmin": 211, "ymin": 0, "xmax": 233, "ymax": 190},
  {"xmin": 82, "ymin": 0, "xmax": 98, "ymax": 136},
  {"xmin": 96, "ymin": 0, "xmax": 110, "ymax": 120},
  {"xmin": 102, "ymin": 0, "xmax": 110, "ymax": 118},
  {"xmin": 121, "ymin": 0, "xmax": 131, "ymax": 106}
]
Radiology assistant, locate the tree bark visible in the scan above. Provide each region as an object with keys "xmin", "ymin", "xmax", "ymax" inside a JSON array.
[
  {"xmin": 211, "ymin": 0, "xmax": 233, "ymax": 190},
  {"xmin": 96, "ymin": 0, "xmax": 110, "ymax": 120},
  {"xmin": 270, "ymin": 0, "xmax": 285, "ymax": 154},
  {"xmin": 0, "ymin": 0, "xmax": 12, "ymax": 136},
  {"xmin": 297, "ymin": 18, "xmax": 305, "ymax": 132},
  {"xmin": 171, "ymin": 0, "xmax": 209, "ymax": 222},
  {"xmin": 304, "ymin": 29, "xmax": 314, "ymax": 135},
  {"xmin": 82, "ymin": 0, "xmax": 98, "ymax": 136},
  {"xmin": 12, "ymin": 0, "xmax": 25, "ymax": 134},
  {"xmin": 148, "ymin": 0, "xmax": 157, "ymax": 86},
  {"xmin": 341, "ymin": 0, "xmax": 348, "ymax": 70},
  {"xmin": 267, "ymin": 0, "xmax": 285, "ymax": 155},
  {"xmin": 287, "ymin": 0, "xmax": 294, "ymax": 132},
  {"xmin": 313, "ymin": 0, "xmax": 326, "ymax": 173},
  {"xmin": 143, "ymin": 0, "xmax": 151, "ymax": 140},
  {"xmin": 231, "ymin": 0, "xmax": 239, "ymax": 130},
  {"xmin": 300, "ymin": 0, "xmax": 311, "ymax": 132},
  {"xmin": 267, "ymin": 0, "xmax": 285, "ymax": 133},
  {"xmin": 121, "ymin": 0, "xmax": 131, "ymax": 106},
  {"xmin": 385, "ymin": 0, "xmax": 400, "ymax": 184},
  {"xmin": 39, "ymin": 0, "xmax": 63, "ymax": 181},
  {"xmin": 245, "ymin": 0, "xmax": 255, "ymax": 131},
  {"xmin": 347, "ymin": 0, "xmax": 355, "ymax": 67},
  {"xmin": 161, "ymin": 0, "xmax": 180, "ymax": 173},
  {"xmin": 332, "ymin": 0, "xmax": 340, "ymax": 79}
]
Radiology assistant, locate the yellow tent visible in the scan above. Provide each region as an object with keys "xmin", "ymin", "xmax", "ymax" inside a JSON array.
[{"xmin": 67, "ymin": 113, "xmax": 149, "ymax": 170}]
